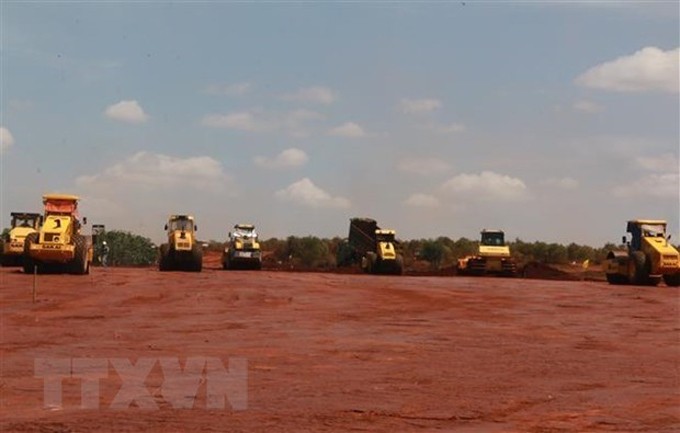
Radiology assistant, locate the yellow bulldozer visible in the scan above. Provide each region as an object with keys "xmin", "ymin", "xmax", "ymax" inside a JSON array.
[
  {"xmin": 23, "ymin": 194, "xmax": 92, "ymax": 274},
  {"xmin": 605, "ymin": 220, "xmax": 680, "ymax": 287},
  {"xmin": 222, "ymin": 223, "xmax": 262, "ymax": 270},
  {"xmin": 2, "ymin": 212, "xmax": 43, "ymax": 266},
  {"xmin": 456, "ymin": 229, "xmax": 517, "ymax": 276},
  {"xmin": 158, "ymin": 215, "xmax": 202, "ymax": 272}
]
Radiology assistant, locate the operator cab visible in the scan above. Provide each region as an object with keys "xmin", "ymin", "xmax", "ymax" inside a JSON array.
[
  {"xmin": 231, "ymin": 224, "xmax": 258, "ymax": 240},
  {"xmin": 626, "ymin": 220, "xmax": 667, "ymax": 251},
  {"xmin": 166, "ymin": 215, "xmax": 196, "ymax": 232},
  {"xmin": 11, "ymin": 213, "xmax": 42, "ymax": 229},
  {"xmin": 375, "ymin": 229, "xmax": 396, "ymax": 244},
  {"xmin": 481, "ymin": 230, "xmax": 506, "ymax": 246}
]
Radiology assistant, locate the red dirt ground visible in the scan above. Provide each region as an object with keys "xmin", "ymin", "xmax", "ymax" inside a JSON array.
[{"xmin": 1, "ymin": 261, "xmax": 678, "ymax": 432}]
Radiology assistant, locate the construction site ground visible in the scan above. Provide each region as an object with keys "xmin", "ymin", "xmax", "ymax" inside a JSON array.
[{"xmin": 1, "ymin": 256, "xmax": 678, "ymax": 432}]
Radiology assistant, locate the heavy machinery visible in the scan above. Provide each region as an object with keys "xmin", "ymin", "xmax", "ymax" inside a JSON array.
[
  {"xmin": 1, "ymin": 212, "xmax": 43, "ymax": 266},
  {"xmin": 23, "ymin": 194, "xmax": 92, "ymax": 274},
  {"xmin": 456, "ymin": 229, "xmax": 517, "ymax": 276},
  {"xmin": 337, "ymin": 218, "xmax": 403, "ymax": 275},
  {"xmin": 604, "ymin": 220, "xmax": 680, "ymax": 287},
  {"xmin": 158, "ymin": 215, "xmax": 202, "ymax": 272},
  {"xmin": 222, "ymin": 224, "xmax": 262, "ymax": 270}
]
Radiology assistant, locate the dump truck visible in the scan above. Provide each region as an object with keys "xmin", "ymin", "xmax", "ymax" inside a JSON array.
[
  {"xmin": 22, "ymin": 194, "xmax": 92, "ymax": 274},
  {"xmin": 337, "ymin": 218, "xmax": 403, "ymax": 275},
  {"xmin": 1, "ymin": 212, "xmax": 43, "ymax": 266},
  {"xmin": 222, "ymin": 224, "xmax": 262, "ymax": 270},
  {"xmin": 456, "ymin": 229, "xmax": 517, "ymax": 276},
  {"xmin": 604, "ymin": 220, "xmax": 680, "ymax": 286},
  {"xmin": 158, "ymin": 215, "xmax": 202, "ymax": 272}
]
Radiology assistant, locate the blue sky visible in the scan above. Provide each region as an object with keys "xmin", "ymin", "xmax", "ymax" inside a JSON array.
[{"xmin": 1, "ymin": 2, "xmax": 678, "ymax": 245}]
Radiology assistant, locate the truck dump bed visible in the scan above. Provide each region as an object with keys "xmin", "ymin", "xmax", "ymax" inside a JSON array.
[{"xmin": 348, "ymin": 218, "xmax": 379, "ymax": 257}]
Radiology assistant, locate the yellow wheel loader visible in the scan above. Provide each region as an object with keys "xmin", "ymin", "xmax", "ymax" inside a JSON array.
[
  {"xmin": 2, "ymin": 212, "xmax": 43, "ymax": 266},
  {"xmin": 158, "ymin": 215, "xmax": 202, "ymax": 272},
  {"xmin": 457, "ymin": 230, "xmax": 517, "ymax": 277},
  {"xmin": 337, "ymin": 218, "xmax": 403, "ymax": 275},
  {"xmin": 23, "ymin": 194, "xmax": 92, "ymax": 274},
  {"xmin": 605, "ymin": 220, "xmax": 680, "ymax": 287},
  {"xmin": 222, "ymin": 224, "xmax": 262, "ymax": 270}
]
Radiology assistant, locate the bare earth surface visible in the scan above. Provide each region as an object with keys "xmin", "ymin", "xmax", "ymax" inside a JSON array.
[{"xmin": 1, "ymin": 261, "xmax": 679, "ymax": 433}]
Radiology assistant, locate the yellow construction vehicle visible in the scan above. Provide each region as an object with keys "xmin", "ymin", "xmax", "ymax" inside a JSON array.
[
  {"xmin": 2, "ymin": 212, "xmax": 43, "ymax": 266},
  {"xmin": 605, "ymin": 220, "xmax": 680, "ymax": 286},
  {"xmin": 23, "ymin": 194, "xmax": 92, "ymax": 274},
  {"xmin": 457, "ymin": 229, "xmax": 517, "ymax": 276},
  {"xmin": 159, "ymin": 215, "xmax": 202, "ymax": 272},
  {"xmin": 337, "ymin": 218, "xmax": 403, "ymax": 275},
  {"xmin": 222, "ymin": 224, "xmax": 262, "ymax": 270}
]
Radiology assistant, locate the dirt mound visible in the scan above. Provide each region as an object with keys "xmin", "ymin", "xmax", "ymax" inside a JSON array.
[{"xmin": 520, "ymin": 261, "xmax": 581, "ymax": 280}]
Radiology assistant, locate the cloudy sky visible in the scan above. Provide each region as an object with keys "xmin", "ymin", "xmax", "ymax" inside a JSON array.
[{"xmin": 1, "ymin": 2, "xmax": 678, "ymax": 245}]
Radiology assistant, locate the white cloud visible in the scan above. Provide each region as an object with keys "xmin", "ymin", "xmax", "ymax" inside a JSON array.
[
  {"xmin": 254, "ymin": 148, "xmax": 309, "ymax": 169},
  {"xmin": 403, "ymin": 193, "xmax": 440, "ymax": 208},
  {"xmin": 205, "ymin": 82, "xmax": 252, "ymax": 96},
  {"xmin": 397, "ymin": 158, "xmax": 451, "ymax": 175},
  {"xmin": 440, "ymin": 171, "xmax": 529, "ymax": 202},
  {"xmin": 576, "ymin": 46, "xmax": 679, "ymax": 93},
  {"xmin": 613, "ymin": 173, "xmax": 679, "ymax": 198},
  {"xmin": 329, "ymin": 122, "xmax": 367, "ymax": 138},
  {"xmin": 282, "ymin": 86, "xmax": 336, "ymax": 105},
  {"xmin": 201, "ymin": 109, "xmax": 323, "ymax": 137},
  {"xmin": 282, "ymin": 109, "xmax": 325, "ymax": 138},
  {"xmin": 1, "ymin": 126, "xmax": 15, "ymax": 153},
  {"xmin": 104, "ymin": 100, "xmax": 149, "ymax": 124},
  {"xmin": 76, "ymin": 151, "xmax": 230, "ymax": 192},
  {"xmin": 573, "ymin": 99, "xmax": 604, "ymax": 113},
  {"xmin": 399, "ymin": 98, "xmax": 442, "ymax": 114},
  {"xmin": 201, "ymin": 111, "xmax": 261, "ymax": 131},
  {"xmin": 428, "ymin": 122, "xmax": 466, "ymax": 134},
  {"xmin": 542, "ymin": 177, "xmax": 580, "ymax": 190},
  {"xmin": 636, "ymin": 154, "xmax": 679, "ymax": 173},
  {"xmin": 275, "ymin": 178, "xmax": 350, "ymax": 209}
]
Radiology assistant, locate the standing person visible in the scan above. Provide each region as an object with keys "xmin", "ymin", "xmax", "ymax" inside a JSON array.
[{"xmin": 100, "ymin": 241, "xmax": 110, "ymax": 267}]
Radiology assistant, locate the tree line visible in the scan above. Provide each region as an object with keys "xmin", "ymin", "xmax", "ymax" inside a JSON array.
[
  {"xmin": 5, "ymin": 228, "xmax": 671, "ymax": 269},
  {"xmin": 206, "ymin": 235, "xmax": 628, "ymax": 270},
  {"xmin": 251, "ymin": 236, "xmax": 624, "ymax": 269}
]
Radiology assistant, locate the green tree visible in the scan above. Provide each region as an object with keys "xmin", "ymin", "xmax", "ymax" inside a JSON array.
[
  {"xmin": 450, "ymin": 237, "xmax": 478, "ymax": 260},
  {"xmin": 97, "ymin": 230, "xmax": 157, "ymax": 266},
  {"xmin": 285, "ymin": 236, "xmax": 333, "ymax": 268},
  {"xmin": 420, "ymin": 239, "xmax": 447, "ymax": 270}
]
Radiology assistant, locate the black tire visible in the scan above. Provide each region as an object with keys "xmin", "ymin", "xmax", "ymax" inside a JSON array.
[
  {"xmin": 71, "ymin": 235, "xmax": 89, "ymax": 275},
  {"xmin": 366, "ymin": 252, "xmax": 377, "ymax": 274},
  {"xmin": 663, "ymin": 273, "xmax": 680, "ymax": 287},
  {"xmin": 630, "ymin": 251, "xmax": 649, "ymax": 286},
  {"xmin": 606, "ymin": 273, "xmax": 628, "ymax": 285},
  {"xmin": 1, "ymin": 253, "xmax": 19, "ymax": 267},
  {"xmin": 223, "ymin": 251, "xmax": 230, "ymax": 270},
  {"xmin": 647, "ymin": 276, "xmax": 661, "ymax": 287},
  {"xmin": 159, "ymin": 244, "xmax": 171, "ymax": 271},
  {"xmin": 394, "ymin": 255, "xmax": 404, "ymax": 276},
  {"xmin": 22, "ymin": 233, "xmax": 38, "ymax": 274},
  {"xmin": 191, "ymin": 245, "xmax": 203, "ymax": 272}
]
